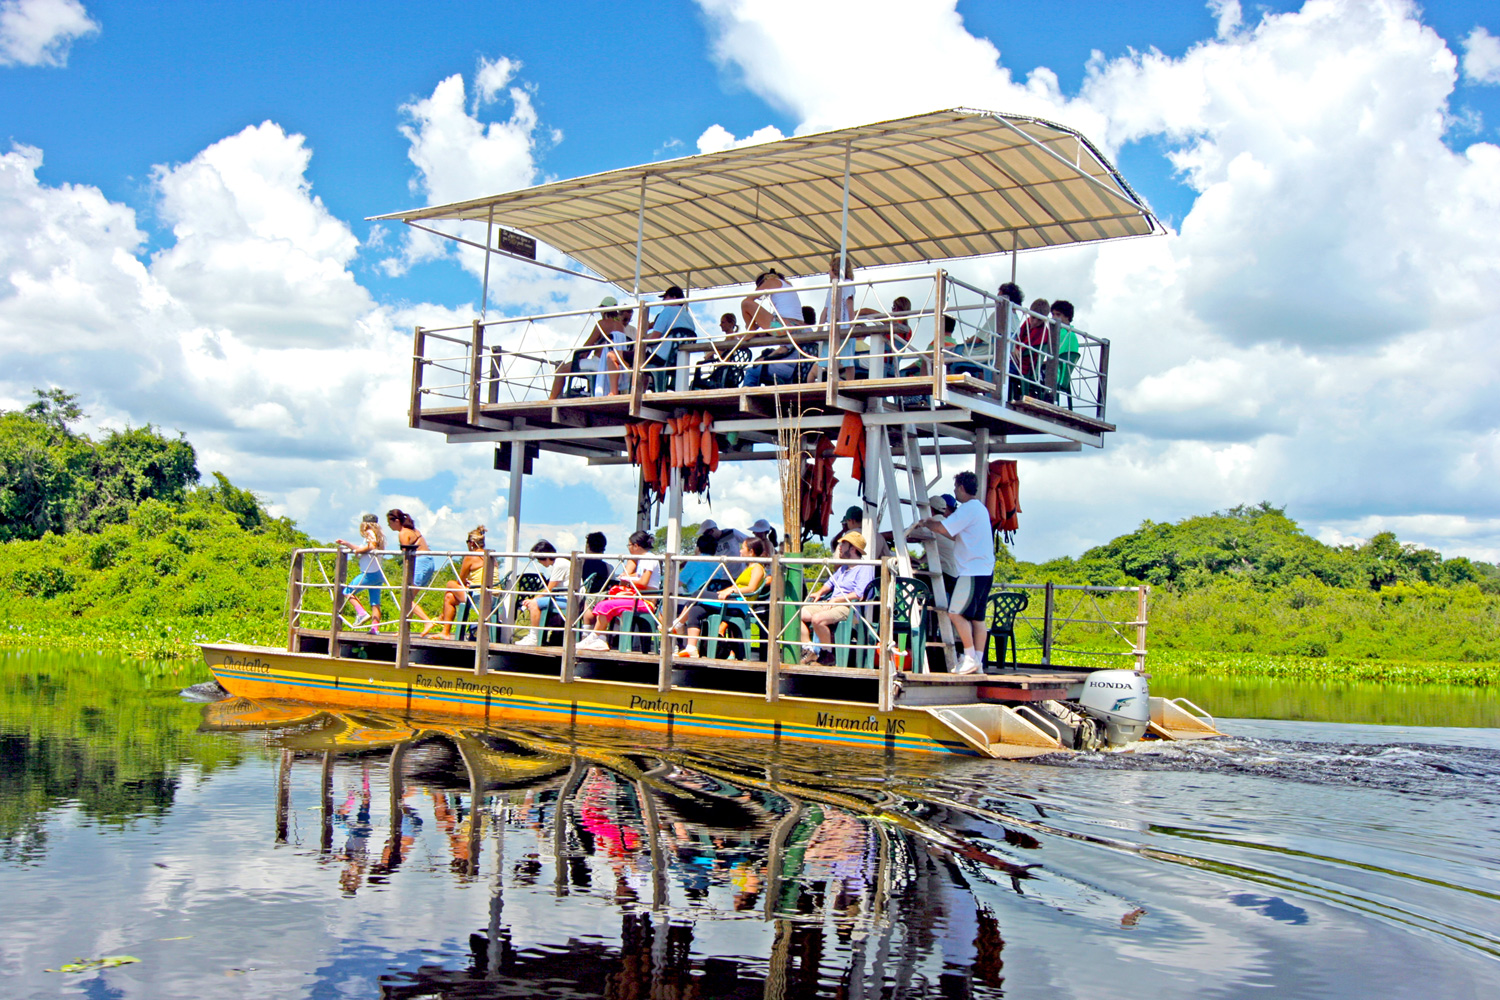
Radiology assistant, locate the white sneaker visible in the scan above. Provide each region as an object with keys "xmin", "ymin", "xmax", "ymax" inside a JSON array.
[
  {"xmin": 576, "ymin": 634, "xmax": 609, "ymax": 652},
  {"xmin": 512, "ymin": 632, "xmax": 539, "ymax": 647},
  {"xmin": 351, "ymin": 611, "xmax": 370, "ymax": 628},
  {"xmin": 956, "ymin": 652, "xmax": 980, "ymax": 675}
]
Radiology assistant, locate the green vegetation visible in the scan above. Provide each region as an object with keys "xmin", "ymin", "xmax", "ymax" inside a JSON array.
[
  {"xmin": 1, "ymin": 391, "xmax": 314, "ymax": 656},
  {"xmin": 1, "ymin": 390, "xmax": 1495, "ymax": 682}
]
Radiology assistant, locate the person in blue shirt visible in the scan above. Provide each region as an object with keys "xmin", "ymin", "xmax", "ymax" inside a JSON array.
[
  {"xmin": 668, "ymin": 531, "xmax": 734, "ymax": 658},
  {"xmin": 644, "ymin": 285, "xmax": 697, "ymax": 386}
]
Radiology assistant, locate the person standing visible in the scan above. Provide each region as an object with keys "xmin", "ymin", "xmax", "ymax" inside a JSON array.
[
  {"xmin": 335, "ymin": 514, "xmax": 386, "ymax": 632},
  {"xmin": 913, "ymin": 472, "xmax": 993, "ymax": 674}
]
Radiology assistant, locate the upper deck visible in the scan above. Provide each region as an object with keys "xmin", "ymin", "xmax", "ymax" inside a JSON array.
[{"xmin": 409, "ymin": 269, "xmax": 1115, "ymax": 461}]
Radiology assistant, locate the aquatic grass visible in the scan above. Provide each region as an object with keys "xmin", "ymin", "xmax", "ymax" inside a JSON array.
[{"xmin": 1147, "ymin": 650, "xmax": 1499, "ymax": 687}]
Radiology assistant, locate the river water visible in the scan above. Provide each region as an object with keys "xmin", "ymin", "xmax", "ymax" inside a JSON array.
[{"xmin": 2, "ymin": 650, "xmax": 1497, "ymax": 998}]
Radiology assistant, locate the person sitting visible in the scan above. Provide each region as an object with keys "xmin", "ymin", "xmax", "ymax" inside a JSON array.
[
  {"xmin": 436, "ymin": 526, "xmax": 489, "ymax": 639},
  {"xmin": 576, "ymin": 531, "xmax": 661, "ymax": 652},
  {"xmin": 674, "ymin": 536, "xmax": 769, "ymax": 660},
  {"xmin": 579, "ymin": 531, "xmax": 612, "ymax": 592},
  {"xmin": 550, "ymin": 298, "xmax": 631, "ymax": 399},
  {"xmin": 692, "ymin": 313, "xmax": 748, "ymax": 389},
  {"xmin": 698, "ymin": 519, "xmax": 749, "ymax": 577},
  {"xmin": 846, "ymin": 296, "xmax": 913, "ymax": 380},
  {"xmin": 741, "ymin": 269, "xmax": 801, "ymax": 331},
  {"xmin": 799, "ymin": 531, "xmax": 874, "ymax": 666},
  {"xmin": 1050, "ymin": 299, "xmax": 1080, "ymax": 403},
  {"xmin": 750, "ymin": 517, "xmax": 778, "ymax": 552},
  {"xmin": 1011, "ymin": 297, "xmax": 1051, "ymax": 401},
  {"xmin": 514, "ymin": 540, "xmax": 571, "ymax": 646},
  {"xmin": 668, "ymin": 531, "xmax": 734, "ymax": 658},
  {"xmin": 643, "ymin": 285, "xmax": 696, "ymax": 389}
]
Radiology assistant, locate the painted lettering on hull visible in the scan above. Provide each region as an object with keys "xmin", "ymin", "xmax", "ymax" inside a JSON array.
[
  {"xmin": 414, "ymin": 674, "xmax": 515, "ymax": 696},
  {"xmin": 630, "ymin": 695, "xmax": 695, "ymax": 715},
  {"xmin": 816, "ymin": 711, "xmax": 906, "ymax": 735},
  {"xmin": 219, "ymin": 655, "xmax": 272, "ymax": 674}
]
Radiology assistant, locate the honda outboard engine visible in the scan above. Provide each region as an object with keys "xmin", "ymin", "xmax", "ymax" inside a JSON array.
[{"xmin": 1076, "ymin": 670, "xmax": 1150, "ymax": 746}]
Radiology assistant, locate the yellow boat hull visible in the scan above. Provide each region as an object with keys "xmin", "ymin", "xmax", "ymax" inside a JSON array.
[{"xmin": 201, "ymin": 643, "xmax": 1016, "ymax": 757}]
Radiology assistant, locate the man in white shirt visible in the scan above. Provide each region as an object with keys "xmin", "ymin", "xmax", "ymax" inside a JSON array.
[{"xmin": 913, "ymin": 471, "xmax": 993, "ymax": 674}]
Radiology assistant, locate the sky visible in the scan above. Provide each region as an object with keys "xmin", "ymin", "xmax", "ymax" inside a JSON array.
[{"xmin": 2, "ymin": 0, "xmax": 1498, "ymax": 563}]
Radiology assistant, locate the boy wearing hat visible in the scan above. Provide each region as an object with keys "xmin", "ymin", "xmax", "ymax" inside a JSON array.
[{"xmin": 798, "ymin": 531, "xmax": 874, "ymax": 666}]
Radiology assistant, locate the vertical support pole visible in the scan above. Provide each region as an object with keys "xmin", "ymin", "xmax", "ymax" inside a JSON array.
[
  {"xmin": 1041, "ymin": 581, "xmax": 1055, "ymax": 666},
  {"xmin": 387, "ymin": 744, "xmax": 408, "ymax": 867},
  {"xmin": 630, "ymin": 176, "xmax": 648, "ymax": 418},
  {"xmin": 488, "ymin": 346, "xmax": 502, "ymax": 405},
  {"xmin": 974, "ymin": 428, "xmax": 990, "ymax": 485},
  {"xmin": 1043, "ymin": 315, "xmax": 1059, "ymax": 404},
  {"xmin": 1135, "ymin": 585, "xmax": 1149, "ymax": 673},
  {"xmin": 409, "ymin": 327, "xmax": 426, "ymax": 428},
  {"xmin": 931, "ymin": 269, "xmax": 947, "ymax": 402},
  {"xmin": 1096, "ymin": 340, "xmax": 1110, "ymax": 421},
  {"xmin": 634, "ymin": 470, "xmax": 651, "ymax": 533},
  {"xmin": 877, "ymin": 558, "xmax": 893, "ymax": 713},
  {"xmin": 286, "ymin": 550, "xmax": 303, "ymax": 652},
  {"xmin": 666, "ymin": 464, "xmax": 683, "ymax": 556},
  {"xmin": 396, "ymin": 551, "xmax": 415, "ymax": 670},
  {"xmin": 474, "ymin": 550, "xmax": 493, "ymax": 675},
  {"xmin": 873, "ymin": 405, "xmax": 914, "ymax": 577},
  {"xmin": 994, "ymin": 297, "xmax": 1012, "ymax": 403},
  {"xmin": 468, "ymin": 319, "xmax": 484, "ymax": 426},
  {"xmin": 561, "ymin": 553, "xmax": 581, "ymax": 683},
  {"xmin": 481, "ymin": 205, "xmax": 495, "ymax": 322},
  {"xmin": 825, "ymin": 274, "xmax": 840, "ymax": 407},
  {"xmin": 766, "ymin": 548, "xmax": 783, "ymax": 702},
  {"xmin": 504, "ymin": 424, "xmax": 525, "ymax": 631},
  {"xmin": 330, "ymin": 549, "xmax": 346, "ymax": 659},
  {"xmin": 862, "ymin": 416, "xmax": 880, "ymax": 552},
  {"xmin": 657, "ymin": 552, "xmax": 678, "ymax": 694},
  {"xmin": 629, "ymin": 299, "xmax": 648, "ymax": 416}
]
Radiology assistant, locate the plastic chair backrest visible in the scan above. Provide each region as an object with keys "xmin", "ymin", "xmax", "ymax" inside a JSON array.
[
  {"xmin": 516, "ymin": 572, "xmax": 545, "ymax": 595},
  {"xmin": 988, "ymin": 591, "xmax": 1029, "ymax": 632},
  {"xmin": 890, "ymin": 576, "xmax": 932, "ymax": 671}
]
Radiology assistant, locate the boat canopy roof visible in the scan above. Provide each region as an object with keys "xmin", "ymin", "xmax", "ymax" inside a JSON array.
[{"xmin": 371, "ymin": 108, "xmax": 1156, "ymax": 289}]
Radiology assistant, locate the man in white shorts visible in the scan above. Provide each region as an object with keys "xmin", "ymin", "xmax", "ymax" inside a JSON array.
[{"xmin": 913, "ymin": 470, "xmax": 993, "ymax": 674}]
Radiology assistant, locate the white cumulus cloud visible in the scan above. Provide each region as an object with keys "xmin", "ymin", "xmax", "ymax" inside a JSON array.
[
  {"xmin": 1462, "ymin": 26, "xmax": 1500, "ymax": 84},
  {"xmin": 0, "ymin": 0, "xmax": 95, "ymax": 67}
]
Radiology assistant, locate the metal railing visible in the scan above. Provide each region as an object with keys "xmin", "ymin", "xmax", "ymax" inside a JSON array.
[
  {"xmin": 407, "ymin": 269, "xmax": 1109, "ymax": 425},
  {"xmin": 286, "ymin": 548, "xmax": 906, "ymax": 710},
  {"xmin": 988, "ymin": 582, "xmax": 1149, "ymax": 670}
]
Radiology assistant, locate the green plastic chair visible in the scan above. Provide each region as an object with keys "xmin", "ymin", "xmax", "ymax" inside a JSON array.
[
  {"xmin": 831, "ymin": 579, "xmax": 883, "ymax": 669},
  {"xmin": 702, "ymin": 579, "xmax": 771, "ymax": 661},
  {"xmin": 888, "ymin": 577, "xmax": 932, "ymax": 673},
  {"xmin": 984, "ymin": 591, "xmax": 1030, "ymax": 669},
  {"xmin": 615, "ymin": 590, "xmax": 663, "ymax": 654}
]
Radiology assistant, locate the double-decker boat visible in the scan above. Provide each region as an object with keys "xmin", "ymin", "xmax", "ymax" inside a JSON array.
[{"xmin": 201, "ymin": 109, "xmax": 1219, "ymax": 758}]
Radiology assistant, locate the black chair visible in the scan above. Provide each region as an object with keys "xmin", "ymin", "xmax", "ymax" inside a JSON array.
[{"xmin": 984, "ymin": 591, "xmax": 1030, "ymax": 669}]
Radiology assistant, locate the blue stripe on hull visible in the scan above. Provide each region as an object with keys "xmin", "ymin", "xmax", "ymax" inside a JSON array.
[{"xmin": 214, "ymin": 667, "xmax": 979, "ymax": 756}]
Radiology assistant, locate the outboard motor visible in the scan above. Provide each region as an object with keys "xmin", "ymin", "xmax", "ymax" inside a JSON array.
[{"xmin": 1076, "ymin": 670, "xmax": 1150, "ymax": 746}]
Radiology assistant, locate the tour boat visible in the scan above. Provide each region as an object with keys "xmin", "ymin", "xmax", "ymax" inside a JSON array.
[{"xmin": 201, "ymin": 109, "xmax": 1220, "ymax": 758}]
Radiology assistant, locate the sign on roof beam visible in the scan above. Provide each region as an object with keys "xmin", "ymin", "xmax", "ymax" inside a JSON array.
[{"xmin": 400, "ymin": 221, "xmax": 607, "ymax": 282}]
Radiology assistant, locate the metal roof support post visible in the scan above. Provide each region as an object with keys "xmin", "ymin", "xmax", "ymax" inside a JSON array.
[
  {"xmin": 481, "ymin": 205, "xmax": 494, "ymax": 322},
  {"xmin": 828, "ymin": 140, "xmax": 853, "ymax": 408},
  {"xmin": 629, "ymin": 176, "xmax": 648, "ymax": 417},
  {"xmin": 504, "ymin": 424, "xmax": 525, "ymax": 633}
]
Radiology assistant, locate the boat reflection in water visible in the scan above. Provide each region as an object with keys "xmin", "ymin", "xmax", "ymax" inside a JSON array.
[{"xmin": 204, "ymin": 696, "xmax": 1042, "ymax": 999}]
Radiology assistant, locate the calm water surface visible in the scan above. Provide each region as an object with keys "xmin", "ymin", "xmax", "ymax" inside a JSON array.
[{"xmin": 2, "ymin": 650, "xmax": 1498, "ymax": 999}]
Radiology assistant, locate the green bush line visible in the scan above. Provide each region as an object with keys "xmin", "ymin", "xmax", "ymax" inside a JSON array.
[{"xmin": 1147, "ymin": 650, "xmax": 1498, "ymax": 687}]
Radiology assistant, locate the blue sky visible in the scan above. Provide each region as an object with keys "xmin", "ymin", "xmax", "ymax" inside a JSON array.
[{"xmin": 3, "ymin": 0, "xmax": 1499, "ymax": 561}]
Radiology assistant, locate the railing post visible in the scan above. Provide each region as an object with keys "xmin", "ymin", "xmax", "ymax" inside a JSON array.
[
  {"xmin": 1096, "ymin": 339, "xmax": 1110, "ymax": 420},
  {"xmin": 474, "ymin": 550, "xmax": 493, "ymax": 675},
  {"xmin": 562, "ymin": 553, "xmax": 581, "ymax": 683},
  {"xmin": 488, "ymin": 346, "xmax": 502, "ymax": 405},
  {"xmin": 878, "ymin": 558, "xmax": 894, "ymax": 712},
  {"xmin": 657, "ymin": 553, "xmax": 678, "ymax": 694},
  {"xmin": 285, "ymin": 550, "xmax": 304, "ymax": 652},
  {"xmin": 931, "ymin": 269, "xmax": 946, "ymax": 402},
  {"xmin": 1135, "ymin": 584, "xmax": 1149, "ymax": 673},
  {"xmin": 468, "ymin": 319, "xmax": 483, "ymax": 425},
  {"xmin": 409, "ymin": 326, "xmax": 426, "ymax": 428},
  {"xmin": 766, "ymin": 550, "xmax": 783, "ymax": 702},
  {"xmin": 330, "ymin": 549, "xmax": 347, "ymax": 658},
  {"xmin": 396, "ymin": 552, "xmax": 415, "ymax": 670},
  {"xmin": 629, "ymin": 301, "xmax": 647, "ymax": 417},
  {"xmin": 1041, "ymin": 581, "xmax": 1055, "ymax": 666},
  {"xmin": 994, "ymin": 301, "xmax": 1012, "ymax": 403},
  {"xmin": 1043, "ymin": 316, "xmax": 1059, "ymax": 404}
]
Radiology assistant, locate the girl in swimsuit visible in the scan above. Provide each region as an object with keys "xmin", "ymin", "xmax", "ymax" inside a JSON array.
[
  {"xmin": 438, "ymin": 526, "xmax": 488, "ymax": 639},
  {"xmin": 386, "ymin": 508, "xmax": 437, "ymax": 634}
]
